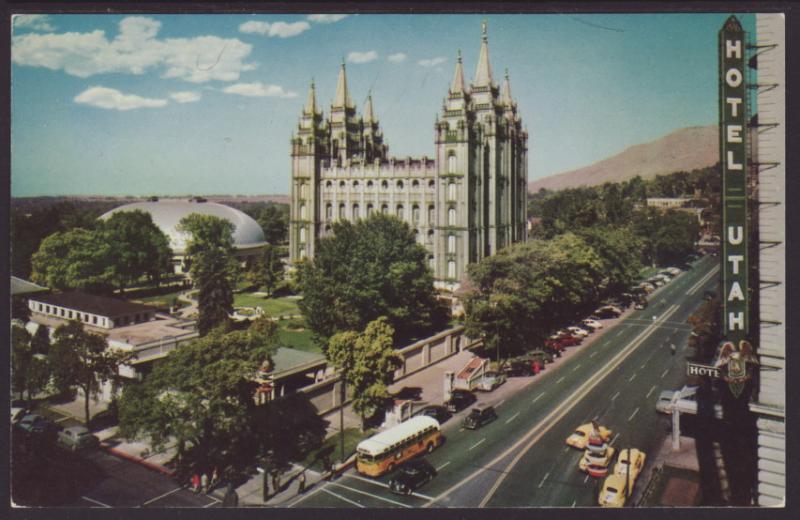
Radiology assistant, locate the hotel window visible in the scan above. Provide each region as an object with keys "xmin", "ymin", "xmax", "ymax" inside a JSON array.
[
  {"xmin": 38, "ymin": 303, "xmax": 43, "ymax": 312},
  {"xmin": 448, "ymin": 235, "xmax": 456, "ymax": 253},
  {"xmin": 46, "ymin": 305, "xmax": 50, "ymax": 313},
  {"xmin": 448, "ymin": 260, "xmax": 456, "ymax": 279},
  {"xmin": 448, "ymin": 207, "xmax": 456, "ymax": 226},
  {"xmin": 448, "ymin": 154, "xmax": 456, "ymax": 174},
  {"xmin": 396, "ymin": 205, "xmax": 404, "ymax": 219},
  {"xmin": 448, "ymin": 181, "xmax": 457, "ymax": 201},
  {"xmin": 93, "ymin": 316, "xmax": 98, "ymax": 325},
  {"xmin": 69, "ymin": 311, "xmax": 73, "ymax": 319}
]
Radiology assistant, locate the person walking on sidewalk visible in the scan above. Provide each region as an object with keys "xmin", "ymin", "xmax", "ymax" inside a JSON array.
[
  {"xmin": 191, "ymin": 473, "xmax": 201, "ymax": 494},
  {"xmin": 210, "ymin": 467, "xmax": 219, "ymax": 490},
  {"xmin": 222, "ymin": 482, "xmax": 239, "ymax": 508},
  {"xmin": 201, "ymin": 472, "xmax": 209, "ymax": 494},
  {"xmin": 297, "ymin": 471, "xmax": 306, "ymax": 494}
]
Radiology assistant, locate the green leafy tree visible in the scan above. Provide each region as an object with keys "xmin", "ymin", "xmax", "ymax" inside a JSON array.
[
  {"xmin": 464, "ymin": 234, "xmax": 604, "ymax": 358},
  {"xmin": 178, "ymin": 214, "xmax": 239, "ymax": 336},
  {"xmin": 49, "ymin": 320, "xmax": 131, "ymax": 424},
  {"xmin": 12, "ymin": 324, "xmax": 52, "ymax": 402},
  {"xmin": 31, "ymin": 324, "xmax": 51, "ymax": 356},
  {"xmin": 328, "ymin": 317, "xmax": 403, "ymax": 430},
  {"xmin": 576, "ymin": 227, "xmax": 643, "ymax": 296},
  {"xmin": 298, "ymin": 214, "xmax": 447, "ymax": 348},
  {"xmin": 633, "ymin": 207, "xmax": 699, "ymax": 267},
  {"xmin": 118, "ymin": 318, "xmax": 279, "ymax": 477},
  {"xmin": 247, "ymin": 244, "xmax": 284, "ymax": 295},
  {"xmin": 101, "ymin": 210, "xmax": 172, "ymax": 291},
  {"xmin": 257, "ymin": 205, "xmax": 289, "ymax": 245},
  {"xmin": 31, "ymin": 228, "xmax": 115, "ymax": 294}
]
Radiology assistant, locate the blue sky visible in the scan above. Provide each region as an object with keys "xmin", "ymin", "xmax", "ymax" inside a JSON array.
[{"xmin": 11, "ymin": 12, "xmax": 756, "ymax": 197}]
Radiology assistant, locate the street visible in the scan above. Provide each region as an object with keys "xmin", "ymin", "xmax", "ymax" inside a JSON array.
[{"xmin": 288, "ymin": 255, "xmax": 718, "ymax": 508}]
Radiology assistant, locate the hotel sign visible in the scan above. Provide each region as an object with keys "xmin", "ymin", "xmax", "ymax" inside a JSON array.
[
  {"xmin": 687, "ymin": 363, "xmax": 721, "ymax": 379},
  {"xmin": 719, "ymin": 16, "xmax": 748, "ymax": 346}
]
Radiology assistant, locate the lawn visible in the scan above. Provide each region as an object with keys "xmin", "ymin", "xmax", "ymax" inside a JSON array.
[
  {"xmin": 277, "ymin": 325, "xmax": 319, "ymax": 353},
  {"xmin": 233, "ymin": 293, "xmax": 301, "ymax": 318}
]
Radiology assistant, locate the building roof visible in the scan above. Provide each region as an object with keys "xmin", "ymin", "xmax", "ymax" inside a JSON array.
[
  {"xmin": 271, "ymin": 347, "xmax": 325, "ymax": 375},
  {"xmin": 11, "ymin": 276, "xmax": 48, "ymax": 296},
  {"xmin": 29, "ymin": 291, "xmax": 156, "ymax": 319},
  {"xmin": 99, "ymin": 199, "xmax": 267, "ymax": 254}
]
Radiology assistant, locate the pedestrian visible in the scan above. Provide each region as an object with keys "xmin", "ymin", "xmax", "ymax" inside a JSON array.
[
  {"xmin": 222, "ymin": 482, "xmax": 239, "ymax": 508},
  {"xmin": 298, "ymin": 471, "xmax": 306, "ymax": 494},
  {"xmin": 533, "ymin": 361, "xmax": 541, "ymax": 376},
  {"xmin": 191, "ymin": 473, "xmax": 201, "ymax": 494},
  {"xmin": 201, "ymin": 472, "xmax": 209, "ymax": 494},
  {"xmin": 211, "ymin": 467, "xmax": 219, "ymax": 489}
]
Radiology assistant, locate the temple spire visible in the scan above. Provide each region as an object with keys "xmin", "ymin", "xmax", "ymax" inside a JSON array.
[
  {"xmin": 473, "ymin": 20, "xmax": 494, "ymax": 87},
  {"xmin": 304, "ymin": 78, "xmax": 317, "ymax": 113},
  {"xmin": 363, "ymin": 92, "xmax": 375, "ymax": 123},
  {"xmin": 500, "ymin": 68, "xmax": 513, "ymax": 106},
  {"xmin": 333, "ymin": 59, "xmax": 352, "ymax": 108},
  {"xmin": 450, "ymin": 49, "xmax": 466, "ymax": 95}
]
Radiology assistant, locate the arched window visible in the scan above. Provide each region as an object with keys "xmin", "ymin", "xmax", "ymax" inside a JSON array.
[
  {"xmin": 447, "ymin": 260, "xmax": 456, "ymax": 279},
  {"xmin": 339, "ymin": 180, "xmax": 346, "ymax": 189},
  {"xmin": 396, "ymin": 180, "xmax": 404, "ymax": 190},
  {"xmin": 448, "ymin": 153, "xmax": 456, "ymax": 174},
  {"xmin": 428, "ymin": 179, "xmax": 435, "ymax": 190},
  {"xmin": 325, "ymin": 180, "xmax": 333, "ymax": 189},
  {"xmin": 353, "ymin": 180, "xmax": 360, "ymax": 189},
  {"xmin": 381, "ymin": 180, "xmax": 389, "ymax": 190},
  {"xmin": 381, "ymin": 204, "xmax": 389, "ymax": 215},
  {"xmin": 300, "ymin": 183, "xmax": 308, "ymax": 198},
  {"xmin": 339, "ymin": 203, "xmax": 346, "ymax": 219},
  {"xmin": 448, "ymin": 207, "xmax": 456, "ymax": 226},
  {"xmin": 448, "ymin": 181, "xmax": 457, "ymax": 201},
  {"xmin": 429, "ymin": 255, "xmax": 435, "ymax": 271},
  {"xmin": 414, "ymin": 229, "xmax": 421, "ymax": 243},
  {"xmin": 427, "ymin": 229, "xmax": 434, "ymax": 244},
  {"xmin": 352, "ymin": 204, "xmax": 360, "ymax": 219},
  {"xmin": 299, "ymin": 227, "xmax": 306, "ymax": 243},
  {"xmin": 324, "ymin": 224, "xmax": 331, "ymax": 233},
  {"xmin": 412, "ymin": 205, "xmax": 420, "ymax": 223},
  {"xmin": 299, "ymin": 249, "xmax": 307, "ymax": 259},
  {"xmin": 367, "ymin": 203, "xmax": 374, "ymax": 216},
  {"xmin": 300, "ymin": 203, "xmax": 307, "ymax": 220},
  {"xmin": 396, "ymin": 204, "xmax": 404, "ymax": 219},
  {"xmin": 448, "ymin": 235, "xmax": 456, "ymax": 253},
  {"xmin": 325, "ymin": 203, "xmax": 333, "ymax": 220},
  {"xmin": 428, "ymin": 205, "xmax": 435, "ymax": 225},
  {"xmin": 412, "ymin": 180, "xmax": 420, "ymax": 189},
  {"xmin": 367, "ymin": 180, "xmax": 374, "ymax": 189}
]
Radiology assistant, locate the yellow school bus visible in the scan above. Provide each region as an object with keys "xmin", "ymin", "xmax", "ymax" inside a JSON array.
[{"xmin": 355, "ymin": 416, "xmax": 443, "ymax": 477}]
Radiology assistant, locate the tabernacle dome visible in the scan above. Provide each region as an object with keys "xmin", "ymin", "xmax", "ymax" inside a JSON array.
[{"xmin": 100, "ymin": 199, "xmax": 267, "ymax": 274}]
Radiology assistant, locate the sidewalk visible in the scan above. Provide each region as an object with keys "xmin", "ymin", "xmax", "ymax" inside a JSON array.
[{"xmin": 636, "ymin": 435, "xmax": 702, "ymax": 506}]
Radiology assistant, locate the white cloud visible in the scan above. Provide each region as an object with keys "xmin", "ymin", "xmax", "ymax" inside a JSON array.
[
  {"xmin": 239, "ymin": 20, "xmax": 310, "ymax": 38},
  {"xmin": 74, "ymin": 86, "xmax": 168, "ymax": 111},
  {"xmin": 12, "ymin": 14, "xmax": 55, "ymax": 32},
  {"xmin": 170, "ymin": 91, "xmax": 201, "ymax": 103},
  {"xmin": 222, "ymin": 82, "xmax": 297, "ymax": 98},
  {"xmin": 418, "ymin": 56, "xmax": 447, "ymax": 67},
  {"xmin": 307, "ymin": 14, "xmax": 348, "ymax": 24},
  {"xmin": 12, "ymin": 16, "xmax": 255, "ymax": 83},
  {"xmin": 347, "ymin": 51, "xmax": 378, "ymax": 64},
  {"xmin": 388, "ymin": 52, "xmax": 407, "ymax": 63}
]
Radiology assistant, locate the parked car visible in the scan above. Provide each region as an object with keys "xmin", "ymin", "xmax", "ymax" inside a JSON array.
[
  {"xmin": 594, "ymin": 307, "xmax": 620, "ymax": 319},
  {"xmin": 567, "ymin": 326, "xmax": 590, "ymax": 337},
  {"xmin": 413, "ymin": 405, "xmax": 451, "ymax": 424},
  {"xmin": 634, "ymin": 300, "xmax": 648, "ymax": 310},
  {"xmin": 565, "ymin": 422, "xmax": 612, "ymax": 450},
  {"xmin": 11, "ymin": 405, "xmax": 27, "ymax": 424},
  {"xmin": 16, "ymin": 414, "xmax": 52, "ymax": 434},
  {"xmin": 477, "ymin": 371, "xmax": 507, "ymax": 391},
  {"xmin": 525, "ymin": 349, "xmax": 554, "ymax": 365},
  {"xmin": 388, "ymin": 458, "xmax": 437, "ymax": 495},
  {"xmin": 57, "ymin": 426, "xmax": 99, "ymax": 451},
  {"xmin": 598, "ymin": 474, "xmax": 629, "ymax": 507},
  {"xmin": 582, "ymin": 319, "xmax": 603, "ymax": 330},
  {"xmin": 463, "ymin": 406, "xmax": 497, "ymax": 430},
  {"xmin": 445, "ymin": 389, "xmax": 476, "ymax": 413},
  {"xmin": 613, "ymin": 448, "xmax": 646, "ymax": 488},
  {"xmin": 579, "ymin": 446, "xmax": 616, "ymax": 478},
  {"xmin": 502, "ymin": 359, "xmax": 534, "ymax": 377}
]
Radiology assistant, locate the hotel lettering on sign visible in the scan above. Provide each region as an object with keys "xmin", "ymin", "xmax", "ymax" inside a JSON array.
[{"xmin": 719, "ymin": 16, "xmax": 748, "ymax": 345}]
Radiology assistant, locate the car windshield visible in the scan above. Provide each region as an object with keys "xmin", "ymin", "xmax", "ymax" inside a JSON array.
[
  {"xmin": 573, "ymin": 430, "xmax": 586, "ymax": 437},
  {"xmin": 607, "ymin": 486, "xmax": 619, "ymax": 493}
]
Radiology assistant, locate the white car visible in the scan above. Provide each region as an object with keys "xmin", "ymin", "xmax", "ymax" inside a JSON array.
[
  {"xmin": 567, "ymin": 326, "xmax": 590, "ymax": 337},
  {"xmin": 11, "ymin": 406, "xmax": 27, "ymax": 424},
  {"xmin": 582, "ymin": 319, "xmax": 603, "ymax": 330}
]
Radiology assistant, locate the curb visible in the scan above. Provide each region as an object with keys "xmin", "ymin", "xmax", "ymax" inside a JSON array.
[{"xmin": 100, "ymin": 443, "xmax": 175, "ymax": 477}]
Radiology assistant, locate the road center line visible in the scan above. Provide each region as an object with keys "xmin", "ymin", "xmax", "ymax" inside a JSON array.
[
  {"xmin": 433, "ymin": 303, "xmax": 684, "ymax": 509},
  {"xmin": 496, "ymin": 399, "xmax": 506, "ymax": 407},
  {"xmin": 556, "ymin": 376, "xmax": 566, "ymax": 384},
  {"xmin": 589, "ymin": 351, "xmax": 597, "ymax": 358},
  {"xmin": 532, "ymin": 393, "xmax": 545, "ymax": 404},
  {"xmin": 611, "ymin": 391, "xmax": 620, "ymax": 401},
  {"xmin": 615, "ymin": 330, "xmax": 624, "ymax": 337},
  {"xmin": 142, "ymin": 487, "xmax": 183, "ymax": 506},
  {"xmin": 572, "ymin": 364, "xmax": 581, "ymax": 372},
  {"xmin": 628, "ymin": 373, "xmax": 637, "ymax": 383},
  {"xmin": 468, "ymin": 438, "xmax": 486, "ymax": 451},
  {"xmin": 82, "ymin": 496, "xmax": 111, "ymax": 508},
  {"xmin": 640, "ymin": 362, "xmax": 647, "ymax": 369},
  {"xmin": 628, "ymin": 407, "xmax": 640, "ymax": 421},
  {"xmin": 646, "ymin": 385, "xmax": 657, "ymax": 398},
  {"xmin": 505, "ymin": 412, "xmax": 520, "ymax": 424},
  {"xmin": 321, "ymin": 487, "xmax": 365, "ymax": 508},
  {"xmin": 329, "ymin": 482, "xmax": 413, "ymax": 508},
  {"xmin": 436, "ymin": 461, "xmax": 451, "ymax": 471},
  {"xmin": 661, "ymin": 368, "xmax": 669, "ymax": 379},
  {"xmin": 538, "ymin": 472, "xmax": 550, "ymax": 489},
  {"xmin": 609, "ymin": 432, "xmax": 620, "ymax": 446},
  {"xmin": 584, "ymin": 474, "xmax": 589, "ymax": 483}
]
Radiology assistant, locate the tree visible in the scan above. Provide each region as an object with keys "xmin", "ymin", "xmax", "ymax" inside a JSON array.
[
  {"xmin": 576, "ymin": 227, "xmax": 643, "ymax": 296},
  {"xmin": 632, "ymin": 207, "xmax": 700, "ymax": 267},
  {"xmin": 464, "ymin": 234, "xmax": 604, "ymax": 358},
  {"xmin": 101, "ymin": 210, "xmax": 172, "ymax": 291},
  {"xmin": 178, "ymin": 214, "xmax": 239, "ymax": 336},
  {"xmin": 31, "ymin": 324, "xmax": 51, "ymax": 356},
  {"xmin": 118, "ymin": 318, "xmax": 280, "ymax": 478},
  {"xmin": 49, "ymin": 320, "xmax": 130, "ymax": 424},
  {"xmin": 30, "ymin": 228, "xmax": 115, "ymax": 294},
  {"xmin": 12, "ymin": 324, "xmax": 52, "ymax": 402},
  {"xmin": 298, "ymin": 214, "xmax": 447, "ymax": 348},
  {"xmin": 257, "ymin": 205, "xmax": 289, "ymax": 245},
  {"xmin": 247, "ymin": 244, "xmax": 284, "ymax": 295},
  {"xmin": 328, "ymin": 317, "xmax": 403, "ymax": 430}
]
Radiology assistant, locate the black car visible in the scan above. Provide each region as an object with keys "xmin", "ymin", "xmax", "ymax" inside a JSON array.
[
  {"xmin": 502, "ymin": 359, "xmax": 533, "ymax": 377},
  {"xmin": 462, "ymin": 406, "xmax": 497, "ymax": 430},
  {"xmin": 413, "ymin": 405, "xmax": 451, "ymax": 423},
  {"xmin": 445, "ymin": 389, "xmax": 475, "ymax": 413},
  {"xmin": 388, "ymin": 459, "xmax": 437, "ymax": 495}
]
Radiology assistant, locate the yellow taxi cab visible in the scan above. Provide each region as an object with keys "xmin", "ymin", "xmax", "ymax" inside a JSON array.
[
  {"xmin": 598, "ymin": 474, "xmax": 629, "ymax": 507},
  {"xmin": 565, "ymin": 422, "xmax": 612, "ymax": 449},
  {"xmin": 613, "ymin": 448, "xmax": 646, "ymax": 488},
  {"xmin": 579, "ymin": 446, "xmax": 616, "ymax": 478}
]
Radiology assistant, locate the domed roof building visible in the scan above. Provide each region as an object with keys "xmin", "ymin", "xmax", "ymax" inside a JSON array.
[{"xmin": 100, "ymin": 199, "xmax": 267, "ymax": 274}]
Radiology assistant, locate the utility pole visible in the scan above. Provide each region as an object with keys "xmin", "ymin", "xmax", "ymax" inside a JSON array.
[{"xmin": 339, "ymin": 375, "xmax": 346, "ymax": 464}]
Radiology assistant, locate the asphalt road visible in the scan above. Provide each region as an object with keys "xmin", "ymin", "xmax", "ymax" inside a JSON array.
[
  {"xmin": 288, "ymin": 255, "xmax": 719, "ymax": 508},
  {"xmin": 12, "ymin": 435, "xmax": 220, "ymax": 508}
]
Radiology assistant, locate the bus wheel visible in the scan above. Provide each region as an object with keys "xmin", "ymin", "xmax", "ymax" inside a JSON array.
[{"xmin": 427, "ymin": 442, "xmax": 435, "ymax": 453}]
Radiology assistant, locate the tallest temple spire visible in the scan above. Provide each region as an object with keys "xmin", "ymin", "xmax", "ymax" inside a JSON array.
[
  {"xmin": 473, "ymin": 20, "xmax": 494, "ymax": 87},
  {"xmin": 333, "ymin": 58, "xmax": 353, "ymax": 108}
]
